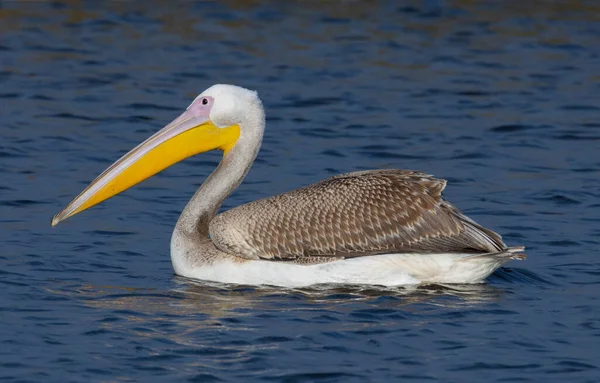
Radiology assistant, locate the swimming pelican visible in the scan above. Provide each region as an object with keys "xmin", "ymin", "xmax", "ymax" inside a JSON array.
[{"xmin": 52, "ymin": 84, "xmax": 525, "ymax": 287}]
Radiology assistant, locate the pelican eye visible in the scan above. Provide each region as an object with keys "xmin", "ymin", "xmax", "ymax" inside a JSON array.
[{"xmin": 201, "ymin": 98, "xmax": 209, "ymax": 105}]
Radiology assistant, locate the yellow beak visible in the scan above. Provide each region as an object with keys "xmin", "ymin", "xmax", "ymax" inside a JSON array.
[{"xmin": 51, "ymin": 109, "xmax": 240, "ymax": 226}]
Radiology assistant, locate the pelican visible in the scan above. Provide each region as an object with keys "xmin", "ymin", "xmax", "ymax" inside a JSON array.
[{"xmin": 52, "ymin": 84, "xmax": 525, "ymax": 287}]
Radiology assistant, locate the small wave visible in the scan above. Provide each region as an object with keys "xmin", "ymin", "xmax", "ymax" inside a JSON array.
[{"xmin": 490, "ymin": 124, "xmax": 550, "ymax": 133}]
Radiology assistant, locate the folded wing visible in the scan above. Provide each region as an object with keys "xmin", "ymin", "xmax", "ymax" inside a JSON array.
[{"xmin": 209, "ymin": 169, "xmax": 506, "ymax": 261}]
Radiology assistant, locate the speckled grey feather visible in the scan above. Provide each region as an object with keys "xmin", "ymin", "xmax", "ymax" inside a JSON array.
[{"xmin": 209, "ymin": 169, "xmax": 508, "ymax": 262}]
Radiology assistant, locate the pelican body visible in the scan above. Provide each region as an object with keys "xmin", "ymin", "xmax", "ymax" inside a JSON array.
[{"xmin": 52, "ymin": 84, "xmax": 525, "ymax": 287}]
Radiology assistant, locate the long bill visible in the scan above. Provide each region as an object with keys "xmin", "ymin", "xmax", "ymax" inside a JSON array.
[{"xmin": 51, "ymin": 110, "xmax": 240, "ymax": 226}]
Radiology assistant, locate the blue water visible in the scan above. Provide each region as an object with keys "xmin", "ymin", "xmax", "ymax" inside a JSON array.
[{"xmin": 2, "ymin": 1, "xmax": 599, "ymax": 382}]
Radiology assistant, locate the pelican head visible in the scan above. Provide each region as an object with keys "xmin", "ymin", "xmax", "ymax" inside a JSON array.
[{"xmin": 52, "ymin": 84, "xmax": 264, "ymax": 226}]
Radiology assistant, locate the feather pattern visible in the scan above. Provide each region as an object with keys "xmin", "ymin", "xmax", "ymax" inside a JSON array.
[{"xmin": 209, "ymin": 169, "xmax": 507, "ymax": 261}]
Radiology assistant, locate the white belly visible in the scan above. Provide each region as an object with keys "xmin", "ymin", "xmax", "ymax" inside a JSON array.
[{"xmin": 171, "ymin": 250, "xmax": 508, "ymax": 288}]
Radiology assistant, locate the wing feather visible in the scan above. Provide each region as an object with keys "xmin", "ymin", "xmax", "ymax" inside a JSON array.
[{"xmin": 209, "ymin": 169, "xmax": 506, "ymax": 261}]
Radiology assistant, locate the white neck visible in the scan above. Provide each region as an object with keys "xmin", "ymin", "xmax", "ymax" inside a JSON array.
[{"xmin": 174, "ymin": 107, "xmax": 265, "ymax": 237}]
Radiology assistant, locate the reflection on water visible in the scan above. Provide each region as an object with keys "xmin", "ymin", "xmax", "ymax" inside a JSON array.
[
  {"xmin": 177, "ymin": 279, "xmax": 510, "ymax": 312},
  {"xmin": 40, "ymin": 277, "xmax": 511, "ymax": 372},
  {"xmin": 51, "ymin": 278, "xmax": 510, "ymax": 330}
]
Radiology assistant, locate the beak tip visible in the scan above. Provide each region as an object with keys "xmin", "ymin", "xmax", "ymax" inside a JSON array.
[{"xmin": 51, "ymin": 215, "xmax": 61, "ymax": 227}]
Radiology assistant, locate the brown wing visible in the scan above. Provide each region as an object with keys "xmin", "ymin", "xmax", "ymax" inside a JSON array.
[{"xmin": 209, "ymin": 169, "xmax": 506, "ymax": 261}]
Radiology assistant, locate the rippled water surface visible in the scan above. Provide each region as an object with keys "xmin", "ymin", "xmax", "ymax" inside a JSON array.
[{"xmin": 2, "ymin": 1, "xmax": 600, "ymax": 382}]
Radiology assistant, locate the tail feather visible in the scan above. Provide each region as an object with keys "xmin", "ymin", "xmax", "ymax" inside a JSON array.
[
  {"xmin": 506, "ymin": 246, "xmax": 527, "ymax": 260},
  {"xmin": 466, "ymin": 246, "xmax": 527, "ymax": 261}
]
